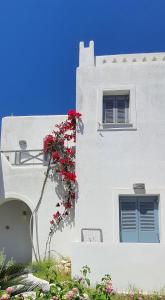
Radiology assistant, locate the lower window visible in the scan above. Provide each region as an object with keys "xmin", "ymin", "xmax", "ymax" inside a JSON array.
[{"xmin": 119, "ymin": 196, "xmax": 159, "ymax": 243}]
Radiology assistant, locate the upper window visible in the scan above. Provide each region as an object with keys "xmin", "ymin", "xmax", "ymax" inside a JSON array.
[
  {"xmin": 103, "ymin": 94, "xmax": 129, "ymax": 124},
  {"xmin": 119, "ymin": 196, "xmax": 159, "ymax": 243}
]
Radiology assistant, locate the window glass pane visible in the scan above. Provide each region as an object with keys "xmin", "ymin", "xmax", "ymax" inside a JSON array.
[
  {"xmin": 103, "ymin": 94, "xmax": 129, "ymax": 124},
  {"xmin": 116, "ymin": 99, "xmax": 126, "ymax": 123},
  {"xmin": 103, "ymin": 96, "xmax": 115, "ymax": 123},
  {"xmin": 116, "ymin": 96, "xmax": 129, "ymax": 123}
]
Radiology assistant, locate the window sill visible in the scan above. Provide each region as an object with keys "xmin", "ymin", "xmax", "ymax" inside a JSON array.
[
  {"xmin": 119, "ymin": 242, "xmax": 160, "ymax": 244},
  {"xmin": 97, "ymin": 123, "xmax": 137, "ymax": 131}
]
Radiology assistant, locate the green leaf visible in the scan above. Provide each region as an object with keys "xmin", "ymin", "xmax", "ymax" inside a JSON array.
[{"xmin": 85, "ymin": 278, "xmax": 90, "ymax": 286}]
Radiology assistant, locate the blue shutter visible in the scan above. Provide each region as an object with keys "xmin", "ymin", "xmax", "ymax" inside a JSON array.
[
  {"xmin": 119, "ymin": 197, "xmax": 138, "ymax": 242},
  {"xmin": 138, "ymin": 197, "xmax": 159, "ymax": 243}
]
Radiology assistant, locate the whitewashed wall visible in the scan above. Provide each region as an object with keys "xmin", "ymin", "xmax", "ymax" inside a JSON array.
[
  {"xmin": 1, "ymin": 41, "xmax": 165, "ymax": 291},
  {"xmin": 73, "ymin": 41, "xmax": 165, "ymax": 292},
  {"xmin": 0, "ymin": 115, "xmax": 74, "ymax": 261}
]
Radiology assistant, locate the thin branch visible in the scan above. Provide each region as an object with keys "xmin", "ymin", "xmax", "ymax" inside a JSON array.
[{"xmin": 29, "ymin": 155, "xmax": 51, "ymax": 262}]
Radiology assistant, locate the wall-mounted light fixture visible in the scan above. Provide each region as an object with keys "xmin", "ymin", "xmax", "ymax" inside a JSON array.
[
  {"xmin": 22, "ymin": 210, "xmax": 28, "ymax": 222},
  {"xmin": 19, "ymin": 140, "xmax": 27, "ymax": 150},
  {"xmin": 133, "ymin": 183, "xmax": 146, "ymax": 194}
]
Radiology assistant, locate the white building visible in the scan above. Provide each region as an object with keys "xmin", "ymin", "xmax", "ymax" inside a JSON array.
[
  {"xmin": 0, "ymin": 115, "xmax": 74, "ymax": 263},
  {"xmin": 1, "ymin": 41, "xmax": 165, "ymax": 291}
]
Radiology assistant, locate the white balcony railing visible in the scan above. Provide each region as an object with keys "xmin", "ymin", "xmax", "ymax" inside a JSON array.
[{"xmin": 0, "ymin": 149, "xmax": 48, "ymax": 166}]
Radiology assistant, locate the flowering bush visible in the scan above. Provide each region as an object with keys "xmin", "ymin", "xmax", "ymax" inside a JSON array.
[
  {"xmin": 43, "ymin": 110, "xmax": 81, "ymax": 240},
  {"xmin": 29, "ymin": 109, "xmax": 82, "ymax": 262},
  {"xmin": 0, "ymin": 273, "xmax": 165, "ymax": 300},
  {"xmin": 90, "ymin": 274, "xmax": 113, "ymax": 300},
  {"xmin": 0, "ymin": 287, "xmax": 13, "ymax": 300}
]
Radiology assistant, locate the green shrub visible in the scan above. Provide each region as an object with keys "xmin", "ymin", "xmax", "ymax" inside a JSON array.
[
  {"xmin": 0, "ymin": 249, "xmax": 25, "ymax": 289},
  {"xmin": 29, "ymin": 258, "xmax": 71, "ymax": 283}
]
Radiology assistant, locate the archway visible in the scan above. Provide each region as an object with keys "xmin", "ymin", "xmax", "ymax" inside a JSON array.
[{"xmin": 0, "ymin": 199, "xmax": 32, "ymax": 263}]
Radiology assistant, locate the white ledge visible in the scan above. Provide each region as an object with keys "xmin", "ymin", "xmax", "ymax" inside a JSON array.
[{"xmin": 97, "ymin": 123, "xmax": 137, "ymax": 131}]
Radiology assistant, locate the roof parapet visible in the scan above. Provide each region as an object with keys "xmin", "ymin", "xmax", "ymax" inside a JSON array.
[
  {"xmin": 96, "ymin": 52, "xmax": 165, "ymax": 66},
  {"xmin": 79, "ymin": 41, "xmax": 95, "ymax": 67}
]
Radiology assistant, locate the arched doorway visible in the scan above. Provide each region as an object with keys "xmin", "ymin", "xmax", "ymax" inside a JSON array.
[{"xmin": 0, "ymin": 199, "xmax": 32, "ymax": 263}]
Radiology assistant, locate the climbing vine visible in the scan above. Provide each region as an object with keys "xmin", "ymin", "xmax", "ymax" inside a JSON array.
[
  {"xmin": 43, "ymin": 110, "xmax": 81, "ymax": 256},
  {"xmin": 30, "ymin": 110, "xmax": 81, "ymax": 261}
]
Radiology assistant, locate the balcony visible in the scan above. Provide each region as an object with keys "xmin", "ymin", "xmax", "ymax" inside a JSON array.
[{"xmin": 0, "ymin": 149, "xmax": 48, "ymax": 166}]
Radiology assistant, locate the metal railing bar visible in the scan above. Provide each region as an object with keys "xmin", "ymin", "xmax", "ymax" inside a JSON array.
[
  {"xmin": 11, "ymin": 163, "xmax": 46, "ymax": 166},
  {"xmin": 19, "ymin": 153, "xmax": 43, "ymax": 164},
  {"xmin": 0, "ymin": 149, "xmax": 51, "ymax": 166},
  {"xmin": 0, "ymin": 149, "xmax": 43, "ymax": 153}
]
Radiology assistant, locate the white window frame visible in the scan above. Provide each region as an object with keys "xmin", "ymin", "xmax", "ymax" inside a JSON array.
[{"xmin": 97, "ymin": 85, "xmax": 137, "ymax": 131}]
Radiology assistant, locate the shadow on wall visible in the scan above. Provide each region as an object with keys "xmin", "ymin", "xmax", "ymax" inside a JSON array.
[
  {"xmin": 43, "ymin": 167, "xmax": 76, "ymax": 258},
  {"xmin": 0, "ymin": 154, "xmax": 5, "ymax": 199},
  {"xmin": 49, "ymin": 170, "xmax": 76, "ymax": 232},
  {"xmin": 43, "ymin": 116, "xmax": 84, "ymax": 257}
]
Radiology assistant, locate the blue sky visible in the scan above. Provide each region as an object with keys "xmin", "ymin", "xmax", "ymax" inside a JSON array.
[{"xmin": 0, "ymin": 0, "xmax": 165, "ymax": 119}]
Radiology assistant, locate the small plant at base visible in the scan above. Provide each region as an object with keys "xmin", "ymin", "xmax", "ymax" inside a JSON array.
[
  {"xmin": 80, "ymin": 266, "xmax": 91, "ymax": 287},
  {"xmin": 90, "ymin": 274, "xmax": 113, "ymax": 300},
  {"xmin": 30, "ymin": 258, "xmax": 71, "ymax": 283},
  {"xmin": 0, "ymin": 249, "xmax": 25, "ymax": 290}
]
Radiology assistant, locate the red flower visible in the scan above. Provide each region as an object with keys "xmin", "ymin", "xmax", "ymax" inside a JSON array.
[
  {"xmin": 67, "ymin": 110, "xmax": 82, "ymax": 120},
  {"xmin": 44, "ymin": 109, "xmax": 81, "ymax": 230},
  {"xmin": 68, "ymin": 160, "xmax": 75, "ymax": 165},
  {"xmin": 59, "ymin": 158, "xmax": 68, "ymax": 164},
  {"xmin": 64, "ymin": 134, "xmax": 73, "ymax": 141},
  {"xmin": 60, "ymin": 170, "xmax": 66, "ymax": 176},
  {"xmin": 63, "ymin": 201, "xmax": 72, "ymax": 209},
  {"xmin": 66, "ymin": 148, "xmax": 75, "ymax": 157},
  {"xmin": 60, "ymin": 122, "xmax": 74, "ymax": 132},
  {"xmin": 52, "ymin": 151, "xmax": 60, "ymax": 161},
  {"xmin": 59, "ymin": 158, "xmax": 74, "ymax": 165},
  {"xmin": 71, "ymin": 192, "xmax": 75, "ymax": 199},
  {"xmin": 59, "ymin": 139, "xmax": 64, "ymax": 144},
  {"xmin": 76, "ymin": 112, "xmax": 81, "ymax": 118},
  {"xmin": 43, "ymin": 135, "xmax": 55, "ymax": 152},
  {"xmin": 53, "ymin": 211, "xmax": 61, "ymax": 220},
  {"xmin": 69, "ymin": 172, "xmax": 76, "ymax": 181},
  {"xmin": 60, "ymin": 171, "xmax": 76, "ymax": 182}
]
